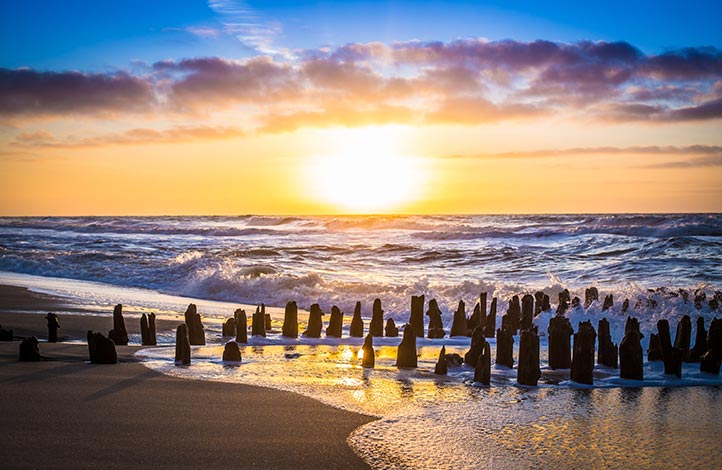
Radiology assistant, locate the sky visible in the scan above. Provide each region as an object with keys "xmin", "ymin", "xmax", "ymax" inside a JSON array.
[{"xmin": 1, "ymin": 0, "xmax": 721, "ymax": 215}]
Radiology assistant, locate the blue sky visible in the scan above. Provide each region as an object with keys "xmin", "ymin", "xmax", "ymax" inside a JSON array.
[{"xmin": 2, "ymin": 0, "xmax": 721, "ymax": 70}]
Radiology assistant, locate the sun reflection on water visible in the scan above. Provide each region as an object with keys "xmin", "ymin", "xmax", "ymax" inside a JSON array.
[{"xmin": 137, "ymin": 343, "xmax": 479, "ymax": 416}]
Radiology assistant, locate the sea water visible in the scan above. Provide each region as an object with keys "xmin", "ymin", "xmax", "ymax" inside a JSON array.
[
  {"xmin": 2, "ymin": 214, "xmax": 722, "ymax": 468},
  {"xmin": 1, "ymin": 214, "xmax": 720, "ymax": 317}
]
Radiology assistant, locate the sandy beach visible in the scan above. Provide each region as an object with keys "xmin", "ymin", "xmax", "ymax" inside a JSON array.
[{"xmin": 0, "ymin": 285, "xmax": 373, "ymax": 469}]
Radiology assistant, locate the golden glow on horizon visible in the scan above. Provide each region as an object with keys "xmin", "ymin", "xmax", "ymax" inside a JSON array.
[
  {"xmin": 308, "ymin": 127, "xmax": 427, "ymax": 213},
  {"xmin": 1, "ymin": 122, "xmax": 721, "ymax": 215}
]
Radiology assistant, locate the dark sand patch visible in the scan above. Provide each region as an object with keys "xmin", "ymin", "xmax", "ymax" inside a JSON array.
[{"xmin": 0, "ymin": 285, "xmax": 374, "ymax": 469}]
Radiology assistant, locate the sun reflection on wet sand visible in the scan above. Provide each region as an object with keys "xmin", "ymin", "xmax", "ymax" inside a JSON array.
[{"xmin": 137, "ymin": 344, "xmax": 722, "ymax": 469}]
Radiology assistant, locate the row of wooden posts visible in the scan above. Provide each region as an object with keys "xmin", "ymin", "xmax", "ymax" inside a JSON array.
[
  {"xmin": 13, "ymin": 294, "xmax": 718, "ymax": 384},
  {"xmin": 172, "ymin": 295, "xmax": 722, "ymax": 386}
]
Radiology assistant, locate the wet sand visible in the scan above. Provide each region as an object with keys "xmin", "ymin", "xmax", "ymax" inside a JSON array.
[
  {"xmin": 0, "ymin": 285, "xmax": 373, "ymax": 469},
  {"xmin": 0, "ymin": 285, "xmax": 185, "ymax": 341}
]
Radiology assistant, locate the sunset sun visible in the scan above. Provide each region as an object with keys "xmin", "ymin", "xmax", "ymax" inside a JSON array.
[{"xmin": 308, "ymin": 127, "xmax": 426, "ymax": 213}]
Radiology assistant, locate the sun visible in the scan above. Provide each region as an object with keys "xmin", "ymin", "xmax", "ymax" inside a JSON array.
[{"xmin": 308, "ymin": 127, "xmax": 426, "ymax": 213}]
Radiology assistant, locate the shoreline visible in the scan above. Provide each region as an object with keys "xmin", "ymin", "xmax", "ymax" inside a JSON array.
[
  {"xmin": 0, "ymin": 278, "xmax": 722, "ymax": 469},
  {"xmin": 0, "ymin": 285, "xmax": 374, "ymax": 469}
]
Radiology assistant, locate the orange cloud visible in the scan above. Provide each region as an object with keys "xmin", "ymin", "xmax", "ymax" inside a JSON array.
[
  {"xmin": 1, "ymin": 39, "xmax": 721, "ymax": 139},
  {"xmin": 11, "ymin": 125, "xmax": 246, "ymax": 148},
  {"xmin": 443, "ymin": 144, "xmax": 722, "ymax": 168}
]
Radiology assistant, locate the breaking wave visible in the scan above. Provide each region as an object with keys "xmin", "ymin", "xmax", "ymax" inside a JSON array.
[{"xmin": 0, "ymin": 214, "xmax": 719, "ymax": 321}]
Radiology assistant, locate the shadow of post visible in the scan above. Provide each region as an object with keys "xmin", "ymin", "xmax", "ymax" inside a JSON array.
[{"xmin": 84, "ymin": 368, "xmax": 159, "ymax": 402}]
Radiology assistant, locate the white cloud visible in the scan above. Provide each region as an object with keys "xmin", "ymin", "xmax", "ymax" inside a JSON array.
[{"xmin": 208, "ymin": 0, "xmax": 283, "ymax": 54}]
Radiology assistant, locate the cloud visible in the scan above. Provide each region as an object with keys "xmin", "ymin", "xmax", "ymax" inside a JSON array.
[
  {"xmin": 642, "ymin": 47, "xmax": 722, "ymax": 80},
  {"xmin": 642, "ymin": 154, "xmax": 722, "ymax": 168},
  {"xmin": 443, "ymin": 144, "xmax": 722, "ymax": 170},
  {"xmin": 155, "ymin": 56, "xmax": 298, "ymax": 111},
  {"xmin": 625, "ymin": 85, "xmax": 698, "ymax": 103},
  {"xmin": 444, "ymin": 144, "xmax": 722, "ymax": 160},
  {"xmin": 10, "ymin": 125, "xmax": 246, "ymax": 148},
  {"xmin": 666, "ymin": 97, "xmax": 722, "ymax": 121},
  {"xmin": 164, "ymin": 26, "xmax": 223, "ymax": 38},
  {"xmin": 428, "ymin": 97, "xmax": 543, "ymax": 124},
  {"xmin": 260, "ymin": 104, "xmax": 418, "ymax": 133},
  {"xmin": 301, "ymin": 58, "xmax": 384, "ymax": 95},
  {"xmin": 0, "ymin": 68, "xmax": 154, "ymax": 116},
  {"xmin": 1, "ymin": 39, "xmax": 721, "ymax": 132},
  {"xmin": 0, "ymin": 149, "xmax": 36, "ymax": 159},
  {"xmin": 208, "ymin": 0, "xmax": 282, "ymax": 54}
]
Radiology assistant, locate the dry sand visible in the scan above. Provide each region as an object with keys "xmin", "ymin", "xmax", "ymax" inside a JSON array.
[{"xmin": 0, "ymin": 285, "xmax": 373, "ymax": 469}]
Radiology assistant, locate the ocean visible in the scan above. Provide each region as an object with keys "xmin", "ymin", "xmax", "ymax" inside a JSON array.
[
  {"xmin": 1, "ymin": 214, "xmax": 720, "ymax": 316},
  {"xmin": 1, "ymin": 214, "xmax": 721, "ymax": 468}
]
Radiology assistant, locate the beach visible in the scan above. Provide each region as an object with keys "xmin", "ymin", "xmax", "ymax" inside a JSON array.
[
  {"xmin": 2, "ymin": 278, "xmax": 722, "ymax": 469},
  {"xmin": 0, "ymin": 213, "xmax": 721, "ymax": 469},
  {"xmin": 0, "ymin": 286, "xmax": 373, "ymax": 469}
]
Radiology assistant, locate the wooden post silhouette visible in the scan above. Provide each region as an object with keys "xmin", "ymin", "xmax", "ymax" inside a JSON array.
[
  {"xmin": 674, "ymin": 315, "xmax": 692, "ymax": 362},
  {"xmin": 517, "ymin": 329, "xmax": 541, "ymax": 386},
  {"xmin": 396, "ymin": 324, "xmax": 418, "ymax": 368},
  {"xmin": 109, "ymin": 304, "xmax": 129, "ymax": 346},
  {"xmin": 427, "ymin": 299, "xmax": 446, "ymax": 338},
  {"xmin": 450, "ymin": 300, "xmax": 468, "ymax": 337},
  {"xmin": 235, "ymin": 309, "xmax": 248, "ymax": 343},
  {"xmin": 571, "ymin": 321, "xmax": 596, "ymax": 385},
  {"xmin": 520, "ymin": 294, "xmax": 534, "ymax": 331},
  {"xmin": 506, "ymin": 295, "xmax": 521, "ymax": 334},
  {"xmin": 434, "ymin": 345, "xmax": 448, "ymax": 375},
  {"xmin": 370, "ymin": 299, "xmax": 384, "ymax": 337},
  {"xmin": 496, "ymin": 326, "xmax": 514, "ymax": 368},
  {"xmin": 326, "ymin": 305, "xmax": 343, "ymax": 338},
  {"xmin": 45, "ymin": 312, "xmax": 60, "ymax": 343},
  {"xmin": 484, "ymin": 297, "xmax": 497, "ymax": 338},
  {"xmin": 148, "ymin": 312, "xmax": 156, "ymax": 346},
  {"xmin": 647, "ymin": 333, "xmax": 663, "ymax": 361},
  {"xmin": 474, "ymin": 342, "xmax": 491, "ymax": 386},
  {"xmin": 597, "ymin": 318, "xmax": 618, "ymax": 368},
  {"xmin": 222, "ymin": 317, "xmax": 236, "ymax": 337},
  {"xmin": 700, "ymin": 319, "xmax": 721, "ymax": 375},
  {"xmin": 282, "ymin": 301, "xmax": 298, "ymax": 338},
  {"xmin": 689, "ymin": 317, "xmax": 707, "ymax": 362},
  {"xmin": 251, "ymin": 304, "xmax": 266, "ymax": 337},
  {"xmin": 174, "ymin": 324, "xmax": 190, "ymax": 365},
  {"xmin": 464, "ymin": 327, "xmax": 487, "ymax": 368},
  {"xmin": 350, "ymin": 301, "xmax": 364, "ymax": 337},
  {"xmin": 184, "ymin": 303, "xmax": 205, "ymax": 345},
  {"xmin": 548, "ymin": 315, "xmax": 573, "ymax": 369},
  {"xmin": 385, "ymin": 318, "xmax": 399, "ymax": 337},
  {"xmin": 602, "ymin": 294, "xmax": 614, "ymax": 311},
  {"xmin": 303, "ymin": 303, "xmax": 324, "ymax": 338},
  {"xmin": 584, "ymin": 287, "xmax": 599, "ymax": 308},
  {"xmin": 87, "ymin": 331, "xmax": 117, "ymax": 364},
  {"xmin": 222, "ymin": 341, "xmax": 241, "ymax": 362},
  {"xmin": 658, "ymin": 319, "xmax": 682, "ymax": 377},
  {"xmin": 409, "ymin": 295, "xmax": 425, "ymax": 338},
  {"xmin": 362, "ymin": 334, "xmax": 375, "ymax": 368},
  {"xmin": 619, "ymin": 317, "xmax": 643, "ymax": 380}
]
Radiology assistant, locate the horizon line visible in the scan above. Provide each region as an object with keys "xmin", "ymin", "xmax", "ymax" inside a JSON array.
[{"xmin": 0, "ymin": 211, "xmax": 720, "ymax": 218}]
